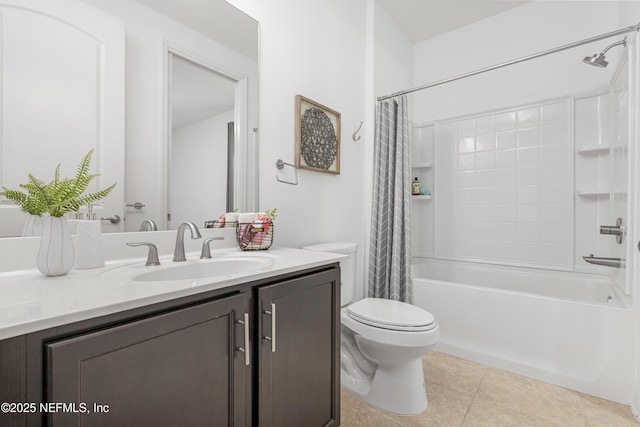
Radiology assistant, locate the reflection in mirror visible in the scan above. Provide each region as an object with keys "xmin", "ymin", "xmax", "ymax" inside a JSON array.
[
  {"xmin": 0, "ymin": 0, "xmax": 259, "ymax": 237},
  {"xmin": 168, "ymin": 54, "xmax": 236, "ymax": 230}
]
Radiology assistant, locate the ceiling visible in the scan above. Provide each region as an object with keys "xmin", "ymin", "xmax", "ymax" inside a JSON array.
[{"xmin": 377, "ymin": 0, "xmax": 530, "ymax": 43}]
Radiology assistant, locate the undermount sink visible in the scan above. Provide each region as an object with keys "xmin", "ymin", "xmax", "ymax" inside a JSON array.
[{"xmin": 133, "ymin": 256, "xmax": 274, "ymax": 282}]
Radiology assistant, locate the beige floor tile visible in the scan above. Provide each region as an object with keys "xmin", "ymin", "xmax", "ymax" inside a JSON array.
[
  {"xmin": 341, "ymin": 382, "xmax": 471, "ymax": 427},
  {"xmin": 341, "ymin": 388, "xmax": 363, "ymax": 418},
  {"xmin": 340, "ymin": 398, "xmax": 405, "ymax": 427},
  {"xmin": 423, "ymin": 351, "xmax": 487, "ymax": 396},
  {"xmin": 474, "ymin": 368, "xmax": 583, "ymax": 427},
  {"xmin": 580, "ymin": 394, "xmax": 637, "ymax": 427},
  {"xmin": 462, "ymin": 398, "xmax": 554, "ymax": 427}
]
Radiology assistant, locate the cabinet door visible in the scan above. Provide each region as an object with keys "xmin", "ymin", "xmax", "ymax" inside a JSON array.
[
  {"xmin": 46, "ymin": 293, "xmax": 248, "ymax": 427},
  {"xmin": 258, "ymin": 269, "xmax": 340, "ymax": 427}
]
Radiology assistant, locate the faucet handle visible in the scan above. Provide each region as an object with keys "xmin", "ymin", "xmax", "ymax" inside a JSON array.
[
  {"xmin": 200, "ymin": 237, "xmax": 225, "ymax": 259},
  {"xmin": 127, "ymin": 242, "xmax": 161, "ymax": 266}
]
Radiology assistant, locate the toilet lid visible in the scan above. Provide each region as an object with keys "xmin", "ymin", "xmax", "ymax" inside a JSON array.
[{"xmin": 347, "ymin": 298, "xmax": 436, "ymax": 332}]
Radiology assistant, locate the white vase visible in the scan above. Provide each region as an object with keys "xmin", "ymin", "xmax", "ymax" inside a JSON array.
[
  {"xmin": 22, "ymin": 214, "xmax": 44, "ymax": 237},
  {"xmin": 37, "ymin": 216, "xmax": 75, "ymax": 277}
]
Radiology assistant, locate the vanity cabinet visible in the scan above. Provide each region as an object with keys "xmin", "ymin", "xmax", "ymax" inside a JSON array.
[
  {"xmin": 46, "ymin": 293, "xmax": 248, "ymax": 426},
  {"xmin": 0, "ymin": 264, "xmax": 340, "ymax": 427},
  {"xmin": 257, "ymin": 269, "xmax": 340, "ymax": 427}
]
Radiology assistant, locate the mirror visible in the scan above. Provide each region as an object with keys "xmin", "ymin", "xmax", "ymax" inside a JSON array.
[
  {"xmin": 168, "ymin": 54, "xmax": 236, "ymax": 230},
  {"xmin": 0, "ymin": 0, "xmax": 259, "ymax": 236}
]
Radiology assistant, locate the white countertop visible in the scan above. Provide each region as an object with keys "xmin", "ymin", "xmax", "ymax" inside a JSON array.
[{"xmin": 0, "ymin": 247, "xmax": 344, "ymax": 340}]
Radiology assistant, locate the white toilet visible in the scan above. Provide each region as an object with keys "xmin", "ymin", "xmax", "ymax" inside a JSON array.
[{"xmin": 303, "ymin": 242, "xmax": 439, "ymax": 415}]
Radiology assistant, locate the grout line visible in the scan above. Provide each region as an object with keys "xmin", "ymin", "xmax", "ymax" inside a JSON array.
[{"xmin": 460, "ymin": 367, "xmax": 486, "ymax": 425}]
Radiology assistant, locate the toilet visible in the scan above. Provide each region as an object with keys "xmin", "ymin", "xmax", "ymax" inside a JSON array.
[{"xmin": 302, "ymin": 242, "xmax": 439, "ymax": 415}]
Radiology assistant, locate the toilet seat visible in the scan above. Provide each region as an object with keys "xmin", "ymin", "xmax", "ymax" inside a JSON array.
[{"xmin": 347, "ymin": 298, "xmax": 436, "ymax": 332}]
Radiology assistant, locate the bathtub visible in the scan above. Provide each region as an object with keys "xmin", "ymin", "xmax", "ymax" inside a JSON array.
[{"xmin": 412, "ymin": 258, "xmax": 634, "ymax": 404}]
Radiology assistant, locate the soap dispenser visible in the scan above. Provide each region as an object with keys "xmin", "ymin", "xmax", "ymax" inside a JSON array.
[{"xmin": 74, "ymin": 204, "xmax": 105, "ymax": 269}]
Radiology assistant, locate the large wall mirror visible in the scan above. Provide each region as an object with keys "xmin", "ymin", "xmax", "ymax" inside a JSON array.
[
  {"xmin": 167, "ymin": 53, "xmax": 237, "ymax": 230},
  {"xmin": 0, "ymin": 0, "xmax": 258, "ymax": 237}
]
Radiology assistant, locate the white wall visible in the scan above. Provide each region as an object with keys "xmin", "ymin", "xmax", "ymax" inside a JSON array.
[
  {"xmin": 227, "ymin": 0, "xmax": 372, "ymax": 297},
  {"xmin": 80, "ymin": 0, "xmax": 258, "ymax": 231},
  {"xmin": 412, "ymin": 1, "xmax": 620, "ymax": 123},
  {"xmin": 170, "ymin": 110, "xmax": 233, "ymax": 229}
]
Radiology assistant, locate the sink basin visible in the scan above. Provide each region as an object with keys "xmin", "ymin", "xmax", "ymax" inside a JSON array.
[{"xmin": 133, "ymin": 256, "xmax": 274, "ymax": 282}]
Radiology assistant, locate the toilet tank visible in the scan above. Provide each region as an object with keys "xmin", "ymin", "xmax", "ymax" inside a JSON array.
[{"xmin": 302, "ymin": 242, "xmax": 358, "ymax": 306}]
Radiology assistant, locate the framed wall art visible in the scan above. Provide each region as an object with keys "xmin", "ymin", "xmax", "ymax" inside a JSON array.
[{"xmin": 294, "ymin": 95, "xmax": 341, "ymax": 174}]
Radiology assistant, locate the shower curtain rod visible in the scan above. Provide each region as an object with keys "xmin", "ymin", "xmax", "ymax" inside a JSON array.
[{"xmin": 378, "ymin": 21, "xmax": 640, "ymax": 102}]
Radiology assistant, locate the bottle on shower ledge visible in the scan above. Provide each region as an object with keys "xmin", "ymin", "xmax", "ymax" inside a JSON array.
[{"xmin": 412, "ymin": 177, "xmax": 421, "ymax": 195}]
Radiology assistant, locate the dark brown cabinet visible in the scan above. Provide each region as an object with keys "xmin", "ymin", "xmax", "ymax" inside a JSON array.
[
  {"xmin": 46, "ymin": 293, "xmax": 248, "ymax": 427},
  {"xmin": 257, "ymin": 269, "xmax": 340, "ymax": 427},
  {"xmin": 0, "ymin": 264, "xmax": 340, "ymax": 427}
]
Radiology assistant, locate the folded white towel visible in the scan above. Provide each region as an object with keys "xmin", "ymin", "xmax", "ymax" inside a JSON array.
[{"xmin": 224, "ymin": 212, "xmax": 239, "ymax": 226}]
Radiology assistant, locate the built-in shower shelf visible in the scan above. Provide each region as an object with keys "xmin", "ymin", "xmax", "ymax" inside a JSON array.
[
  {"xmin": 412, "ymin": 195, "xmax": 432, "ymax": 200},
  {"xmin": 577, "ymin": 188, "xmax": 610, "ymax": 196},
  {"xmin": 412, "ymin": 162, "xmax": 433, "ymax": 169},
  {"xmin": 576, "ymin": 145, "xmax": 610, "ymax": 154}
]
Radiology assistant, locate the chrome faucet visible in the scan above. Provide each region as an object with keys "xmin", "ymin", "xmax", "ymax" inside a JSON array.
[
  {"xmin": 173, "ymin": 221, "xmax": 202, "ymax": 262},
  {"xmin": 139, "ymin": 219, "xmax": 158, "ymax": 232},
  {"xmin": 200, "ymin": 237, "xmax": 225, "ymax": 259}
]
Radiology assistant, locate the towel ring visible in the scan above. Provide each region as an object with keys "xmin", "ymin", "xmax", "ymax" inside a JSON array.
[{"xmin": 275, "ymin": 159, "xmax": 299, "ymax": 185}]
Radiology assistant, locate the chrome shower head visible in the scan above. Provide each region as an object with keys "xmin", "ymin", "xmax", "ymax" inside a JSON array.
[
  {"xmin": 583, "ymin": 52, "xmax": 608, "ymax": 68},
  {"xmin": 583, "ymin": 37, "xmax": 627, "ymax": 68}
]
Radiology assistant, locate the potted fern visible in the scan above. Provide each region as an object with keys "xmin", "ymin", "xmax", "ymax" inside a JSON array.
[{"xmin": 0, "ymin": 150, "xmax": 116, "ymax": 276}]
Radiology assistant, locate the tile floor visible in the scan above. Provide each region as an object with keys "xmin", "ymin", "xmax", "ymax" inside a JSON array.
[{"xmin": 340, "ymin": 351, "xmax": 638, "ymax": 427}]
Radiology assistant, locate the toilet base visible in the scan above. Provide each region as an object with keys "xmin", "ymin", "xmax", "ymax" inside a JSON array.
[{"xmin": 343, "ymin": 358, "xmax": 428, "ymax": 416}]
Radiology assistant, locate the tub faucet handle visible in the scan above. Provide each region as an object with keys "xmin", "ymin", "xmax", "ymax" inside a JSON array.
[{"xmin": 599, "ymin": 218, "xmax": 625, "ymax": 244}]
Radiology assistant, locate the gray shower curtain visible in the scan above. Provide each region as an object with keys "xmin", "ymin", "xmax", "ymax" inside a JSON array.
[{"xmin": 368, "ymin": 96, "xmax": 412, "ymax": 302}]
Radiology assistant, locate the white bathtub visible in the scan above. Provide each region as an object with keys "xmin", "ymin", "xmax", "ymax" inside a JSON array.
[{"xmin": 412, "ymin": 258, "xmax": 634, "ymax": 404}]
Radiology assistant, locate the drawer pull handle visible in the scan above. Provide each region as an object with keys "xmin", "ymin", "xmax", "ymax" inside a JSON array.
[
  {"xmin": 263, "ymin": 303, "xmax": 276, "ymax": 352},
  {"xmin": 236, "ymin": 313, "xmax": 250, "ymax": 365}
]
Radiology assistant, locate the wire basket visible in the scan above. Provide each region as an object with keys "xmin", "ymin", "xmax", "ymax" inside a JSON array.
[
  {"xmin": 236, "ymin": 222, "xmax": 274, "ymax": 251},
  {"xmin": 205, "ymin": 220, "xmax": 237, "ymax": 229}
]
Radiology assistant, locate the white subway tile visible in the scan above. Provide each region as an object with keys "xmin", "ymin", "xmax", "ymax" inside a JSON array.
[
  {"xmin": 517, "ymin": 147, "xmax": 539, "ymax": 166},
  {"xmin": 496, "ymin": 130, "xmax": 517, "ymax": 149},
  {"xmin": 458, "ymin": 136, "xmax": 475, "ymax": 153},
  {"xmin": 476, "ymin": 133, "xmax": 496, "ymax": 152},
  {"xmin": 496, "ymin": 111, "xmax": 516, "ymax": 131},
  {"xmin": 540, "ymin": 102, "xmax": 566, "ymax": 124},
  {"xmin": 540, "ymin": 123, "xmax": 566, "ymax": 145},
  {"xmin": 517, "ymin": 128, "xmax": 539, "ymax": 148},
  {"xmin": 540, "ymin": 143, "xmax": 566, "ymax": 165},
  {"xmin": 458, "ymin": 119, "xmax": 476, "ymax": 137},
  {"xmin": 517, "ymin": 166, "xmax": 539, "ymax": 185},
  {"xmin": 495, "ymin": 205, "xmax": 517, "ymax": 222},
  {"xmin": 496, "ymin": 149, "xmax": 517, "ymax": 168},
  {"xmin": 517, "ymin": 185, "xmax": 538, "ymax": 204},
  {"xmin": 476, "ymin": 151, "xmax": 495, "ymax": 170},
  {"xmin": 495, "ymin": 168, "xmax": 517, "ymax": 186},
  {"xmin": 517, "ymin": 107, "xmax": 539, "ymax": 127},
  {"xmin": 458, "ymin": 153, "xmax": 475, "ymax": 171},
  {"xmin": 476, "ymin": 115, "xmax": 495, "ymax": 134}
]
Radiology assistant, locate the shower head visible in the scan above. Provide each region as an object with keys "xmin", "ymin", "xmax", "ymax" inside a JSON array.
[
  {"xmin": 583, "ymin": 37, "xmax": 627, "ymax": 68},
  {"xmin": 583, "ymin": 52, "xmax": 608, "ymax": 68}
]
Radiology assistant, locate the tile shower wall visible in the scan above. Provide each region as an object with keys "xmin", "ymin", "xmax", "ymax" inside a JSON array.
[{"xmin": 433, "ymin": 99, "xmax": 573, "ymax": 269}]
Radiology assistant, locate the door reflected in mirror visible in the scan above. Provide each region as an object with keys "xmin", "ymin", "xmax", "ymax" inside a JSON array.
[{"xmin": 168, "ymin": 54, "xmax": 237, "ymax": 230}]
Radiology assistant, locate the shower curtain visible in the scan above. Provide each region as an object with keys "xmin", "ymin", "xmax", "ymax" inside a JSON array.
[{"xmin": 368, "ymin": 96, "xmax": 412, "ymax": 302}]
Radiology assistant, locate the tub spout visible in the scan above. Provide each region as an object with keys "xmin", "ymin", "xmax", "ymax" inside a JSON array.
[{"xmin": 582, "ymin": 254, "xmax": 625, "ymax": 268}]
